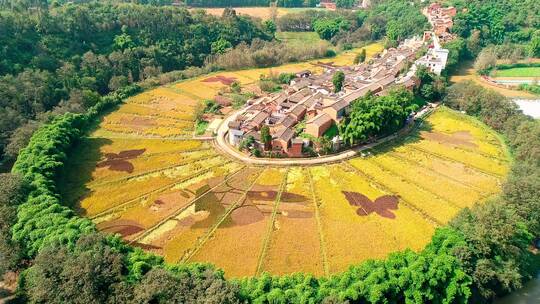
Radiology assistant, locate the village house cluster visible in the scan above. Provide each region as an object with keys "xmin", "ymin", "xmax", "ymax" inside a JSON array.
[
  {"xmin": 227, "ymin": 41, "xmax": 423, "ymax": 157},
  {"xmin": 414, "ymin": 3, "xmax": 457, "ymax": 75},
  {"xmin": 225, "ymin": 2, "xmax": 455, "ymax": 158},
  {"xmin": 424, "ymin": 2, "xmax": 457, "ymax": 43}
]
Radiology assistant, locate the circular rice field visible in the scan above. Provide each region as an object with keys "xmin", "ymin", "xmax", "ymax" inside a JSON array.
[{"xmin": 60, "ymin": 49, "xmax": 510, "ymax": 278}]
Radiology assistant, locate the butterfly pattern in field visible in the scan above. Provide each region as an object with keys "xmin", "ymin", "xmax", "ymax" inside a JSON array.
[
  {"xmin": 96, "ymin": 149, "xmax": 146, "ymax": 173},
  {"xmin": 342, "ymin": 191, "xmax": 399, "ymax": 219}
]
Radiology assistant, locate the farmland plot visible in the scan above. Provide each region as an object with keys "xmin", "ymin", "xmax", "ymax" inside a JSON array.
[
  {"xmin": 69, "ymin": 47, "xmax": 511, "ymax": 278},
  {"xmin": 189, "ymin": 168, "xmax": 287, "ymax": 277},
  {"xmin": 261, "ymin": 168, "xmax": 325, "ymax": 276},
  {"xmin": 148, "ymin": 167, "xmax": 263, "ymax": 263},
  {"xmin": 310, "ymin": 165, "xmax": 434, "ymax": 274}
]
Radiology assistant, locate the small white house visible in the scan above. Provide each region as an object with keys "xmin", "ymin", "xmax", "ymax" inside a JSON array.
[{"xmin": 416, "ymin": 32, "xmax": 449, "ymax": 75}]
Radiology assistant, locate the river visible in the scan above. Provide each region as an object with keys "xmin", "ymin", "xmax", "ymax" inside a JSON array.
[
  {"xmin": 513, "ymin": 99, "xmax": 540, "ymax": 119},
  {"xmin": 495, "ymin": 273, "xmax": 540, "ymax": 304}
]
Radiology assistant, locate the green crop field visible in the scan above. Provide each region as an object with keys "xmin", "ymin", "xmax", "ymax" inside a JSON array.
[
  {"xmin": 276, "ymin": 31, "xmax": 326, "ymax": 46},
  {"xmin": 494, "ymin": 66, "xmax": 540, "ymax": 77}
]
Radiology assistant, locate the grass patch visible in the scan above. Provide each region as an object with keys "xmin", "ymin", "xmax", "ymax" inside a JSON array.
[
  {"xmin": 494, "ymin": 67, "xmax": 540, "ymax": 78},
  {"xmin": 276, "ymin": 31, "xmax": 325, "ymax": 47},
  {"xmin": 195, "ymin": 120, "xmax": 209, "ymax": 135}
]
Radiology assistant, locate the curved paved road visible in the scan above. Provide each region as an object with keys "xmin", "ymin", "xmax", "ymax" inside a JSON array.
[{"xmin": 213, "ymin": 107, "xmax": 435, "ymax": 166}]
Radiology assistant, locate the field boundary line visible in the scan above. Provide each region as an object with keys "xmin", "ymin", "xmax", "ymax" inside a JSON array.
[
  {"xmin": 407, "ymin": 145, "xmax": 504, "ymax": 179},
  {"xmin": 129, "ymin": 165, "xmax": 247, "ymax": 244},
  {"xmin": 136, "ymin": 147, "xmax": 213, "ymax": 160},
  {"xmin": 386, "ymin": 152, "xmax": 489, "ymax": 193},
  {"xmin": 255, "ymin": 168, "xmax": 289, "ymax": 276},
  {"xmin": 180, "ymin": 168, "xmax": 265, "ymax": 263},
  {"xmin": 88, "ymin": 154, "xmax": 220, "ymax": 188},
  {"xmin": 164, "ymin": 86, "xmax": 206, "ymax": 101},
  {"xmin": 307, "ymin": 168, "xmax": 330, "ymax": 276},
  {"xmin": 89, "ymin": 133, "xmax": 197, "ymax": 140},
  {"xmin": 90, "ymin": 160, "xmax": 233, "ymax": 220},
  {"xmin": 340, "ymin": 162, "xmax": 442, "ymax": 226},
  {"xmin": 367, "ymin": 157, "xmax": 465, "ymax": 211},
  {"xmin": 111, "ymin": 112, "xmax": 195, "ymax": 124}
]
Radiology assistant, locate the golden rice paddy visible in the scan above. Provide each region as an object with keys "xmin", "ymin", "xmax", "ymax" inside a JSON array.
[{"xmin": 62, "ymin": 44, "xmax": 509, "ymax": 278}]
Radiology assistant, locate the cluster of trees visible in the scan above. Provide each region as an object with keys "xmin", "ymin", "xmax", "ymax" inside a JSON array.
[
  {"xmin": 185, "ymin": 0, "xmax": 318, "ymax": 7},
  {"xmin": 205, "ymin": 38, "xmax": 332, "ymax": 70},
  {"xmin": 0, "ymin": 1, "xmax": 273, "ymax": 168},
  {"xmin": 338, "ymin": 87, "xmax": 417, "ymax": 145},
  {"xmin": 415, "ymin": 65, "xmax": 447, "ymax": 101},
  {"xmin": 450, "ymin": 0, "xmax": 540, "ymax": 46},
  {"xmin": 443, "ymin": 81, "xmax": 539, "ymax": 300},
  {"xmin": 279, "ymin": 0, "xmax": 428, "ymax": 47}
]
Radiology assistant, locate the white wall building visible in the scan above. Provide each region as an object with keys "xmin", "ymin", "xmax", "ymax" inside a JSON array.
[{"xmin": 415, "ymin": 32, "xmax": 449, "ymax": 75}]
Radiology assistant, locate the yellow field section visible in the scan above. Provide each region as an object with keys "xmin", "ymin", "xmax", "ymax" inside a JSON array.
[
  {"xmin": 348, "ymin": 158, "xmax": 460, "ymax": 224},
  {"xmin": 95, "ymin": 163, "xmax": 243, "ymax": 240},
  {"xmin": 156, "ymin": 167, "xmax": 263, "ymax": 263},
  {"xmin": 368, "ymin": 155, "xmax": 485, "ymax": 209},
  {"xmin": 118, "ymin": 103, "xmax": 194, "ymax": 121},
  {"xmin": 80, "ymin": 156, "xmax": 227, "ymax": 216},
  {"xmin": 189, "ymin": 168, "xmax": 287, "ymax": 278},
  {"xmin": 409, "ymin": 139, "xmax": 508, "ymax": 177},
  {"xmin": 100, "ymin": 112, "xmax": 194, "ymax": 137},
  {"xmin": 318, "ymin": 43, "xmax": 384, "ymax": 66},
  {"xmin": 311, "ymin": 166, "xmax": 397, "ymax": 273},
  {"xmin": 96, "ymin": 138, "xmax": 205, "ymax": 155},
  {"xmin": 426, "ymin": 108, "xmax": 509, "ymax": 159},
  {"xmin": 89, "ymin": 149, "xmax": 217, "ymax": 186},
  {"xmin": 388, "ymin": 148, "xmax": 502, "ymax": 192},
  {"xmin": 129, "ymin": 87, "xmax": 199, "ymax": 107},
  {"xmin": 262, "ymin": 168, "xmax": 325, "ymax": 276}
]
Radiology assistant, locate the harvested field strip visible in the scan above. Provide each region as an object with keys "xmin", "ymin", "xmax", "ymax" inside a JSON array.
[
  {"xmin": 129, "ymin": 165, "xmax": 247, "ymax": 243},
  {"xmin": 112, "ymin": 112, "xmax": 194, "ymax": 124},
  {"xmin": 255, "ymin": 169, "xmax": 289, "ymax": 276},
  {"xmin": 90, "ymin": 160, "xmax": 233, "ymax": 220},
  {"xmin": 181, "ymin": 168, "xmax": 265, "ymax": 263},
  {"xmin": 407, "ymin": 144, "xmax": 506, "ymax": 178},
  {"xmin": 118, "ymin": 103, "xmax": 195, "ymax": 119},
  {"xmin": 134, "ymin": 147, "xmax": 212, "ymax": 160},
  {"xmin": 88, "ymin": 153, "xmax": 220, "ymax": 187},
  {"xmin": 341, "ymin": 161, "xmax": 443, "ymax": 226},
  {"xmin": 260, "ymin": 167, "xmax": 324, "ymax": 276},
  {"xmin": 90, "ymin": 149, "xmax": 216, "ymax": 183},
  {"xmin": 307, "ymin": 168, "xmax": 329, "ymax": 276},
  {"xmin": 368, "ymin": 156, "xmax": 483, "ymax": 209},
  {"xmin": 390, "ymin": 148, "xmax": 502, "ymax": 191},
  {"xmin": 153, "ymin": 168, "xmax": 264, "ymax": 262},
  {"xmin": 386, "ymin": 151, "xmax": 492, "ymax": 193},
  {"xmin": 165, "ymin": 85, "xmax": 209, "ymax": 101},
  {"xmin": 186, "ymin": 167, "xmax": 286, "ymax": 277},
  {"xmin": 90, "ymin": 129, "xmax": 196, "ymax": 140},
  {"xmin": 309, "ymin": 165, "xmax": 401, "ymax": 273}
]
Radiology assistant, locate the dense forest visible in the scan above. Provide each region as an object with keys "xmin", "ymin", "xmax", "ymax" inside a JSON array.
[
  {"xmin": 0, "ymin": 1, "xmax": 274, "ymax": 169},
  {"xmin": 185, "ymin": 0, "xmax": 317, "ymax": 7},
  {"xmin": 278, "ymin": 0, "xmax": 429, "ymax": 46}
]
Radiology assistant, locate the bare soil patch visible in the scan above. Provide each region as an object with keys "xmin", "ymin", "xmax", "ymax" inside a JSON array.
[
  {"xmin": 421, "ymin": 130, "xmax": 477, "ymax": 148},
  {"xmin": 202, "ymin": 75, "xmax": 237, "ymax": 85},
  {"xmin": 120, "ymin": 115, "xmax": 157, "ymax": 127},
  {"xmin": 98, "ymin": 219, "xmax": 145, "ymax": 237},
  {"xmin": 230, "ymin": 205, "xmax": 265, "ymax": 226}
]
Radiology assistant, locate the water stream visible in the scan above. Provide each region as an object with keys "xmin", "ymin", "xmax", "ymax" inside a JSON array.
[
  {"xmin": 513, "ymin": 99, "xmax": 540, "ymax": 119},
  {"xmin": 495, "ymin": 273, "xmax": 540, "ymax": 304}
]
